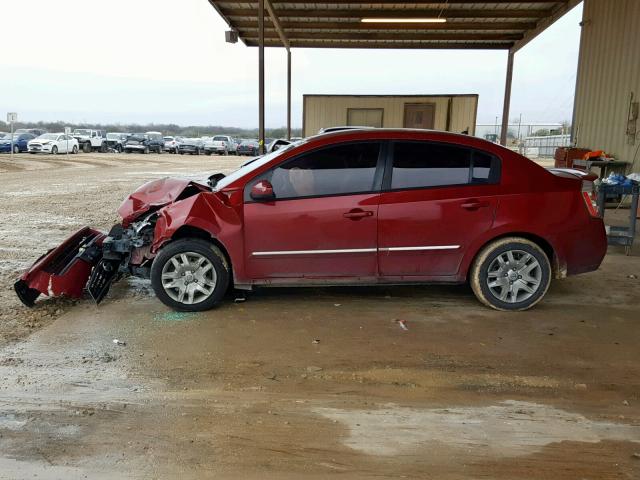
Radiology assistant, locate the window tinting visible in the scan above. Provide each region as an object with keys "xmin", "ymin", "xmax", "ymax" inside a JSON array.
[
  {"xmin": 472, "ymin": 151, "xmax": 493, "ymax": 182},
  {"xmin": 391, "ymin": 142, "xmax": 471, "ymax": 189},
  {"xmin": 271, "ymin": 142, "xmax": 380, "ymax": 199}
]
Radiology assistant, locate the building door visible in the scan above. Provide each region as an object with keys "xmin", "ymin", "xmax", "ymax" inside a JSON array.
[{"xmin": 404, "ymin": 104, "xmax": 436, "ymax": 129}]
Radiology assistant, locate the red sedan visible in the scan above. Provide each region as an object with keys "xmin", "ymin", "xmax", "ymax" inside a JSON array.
[{"xmin": 15, "ymin": 129, "xmax": 607, "ymax": 312}]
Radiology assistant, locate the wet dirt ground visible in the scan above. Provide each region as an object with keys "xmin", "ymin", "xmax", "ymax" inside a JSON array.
[{"xmin": 1, "ymin": 152, "xmax": 639, "ymax": 479}]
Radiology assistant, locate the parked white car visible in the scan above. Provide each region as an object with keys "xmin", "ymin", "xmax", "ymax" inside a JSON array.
[{"xmin": 28, "ymin": 133, "xmax": 79, "ymax": 154}]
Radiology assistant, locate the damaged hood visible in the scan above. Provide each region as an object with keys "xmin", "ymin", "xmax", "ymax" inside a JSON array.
[{"xmin": 118, "ymin": 177, "xmax": 209, "ymax": 226}]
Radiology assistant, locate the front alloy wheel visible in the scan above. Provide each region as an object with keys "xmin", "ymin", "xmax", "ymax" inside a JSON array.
[
  {"xmin": 151, "ymin": 238, "xmax": 230, "ymax": 311},
  {"xmin": 470, "ymin": 237, "xmax": 551, "ymax": 311}
]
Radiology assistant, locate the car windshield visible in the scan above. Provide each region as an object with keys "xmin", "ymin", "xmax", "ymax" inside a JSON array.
[
  {"xmin": 214, "ymin": 142, "xmax": 299, "ymax": 191},
  {"xmin": 38, "ymin": 134, "xmax": 58, "ymax": 140},
  {"xmin": 74, "ymin": 129, "xmax": 91, "ymax": 135}
]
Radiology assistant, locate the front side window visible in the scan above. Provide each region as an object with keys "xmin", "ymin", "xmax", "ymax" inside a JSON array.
[
  {"xmin": 270, "ymin": 142, "xmax": 380, "ymax": 200},
  {"xmin": 390, "ymin": 142, "xmax": 500, "ymax": 190}
]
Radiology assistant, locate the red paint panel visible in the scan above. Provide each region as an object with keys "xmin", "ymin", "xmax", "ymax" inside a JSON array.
[
  {"xmin": 244, "ymin": 194, "xmax": 379, "ymax": 278},
  {"xmin": 378, "ymin": 185, "xmax": 498, "ymax": 276}
]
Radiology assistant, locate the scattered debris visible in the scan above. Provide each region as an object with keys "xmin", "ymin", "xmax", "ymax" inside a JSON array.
[
  {"xmin": 334, "ymin": 303, "xmax": 341, "ymax": 307},
  {"xmin": 623, "ymin": 400, "xmax": 630, "ymax": 406},
  {"xmin": 574, "ymin": 383, "xmax": 587, "ymax": 390},
  {"xmin": 234, "ymin": 296, "xmax": 247, "ymax": 303},
  {"xmin": 112, "ymin": 339, "xmax": 126, "ymax": 346},
  {"xmin": 632, "ymin": 452, "xmax": 640, "ymax": 459},
  {"xmin": 395, "ymin": 319, "xmax": 409, "ymax": 331},
  {"xmin": 306, "ymin": 366, "xmax": 323, "ymax": 373},
  {"xmin": 153, "ymin": 311, "xmax": 196, "ymax": 322},
  {"xmin": 628, "ymin": 274, "xmax": 638, "ymax": 279},
  {"xmin": 312, "ymin": 339, "xmax": 320, "ymax": 344}
]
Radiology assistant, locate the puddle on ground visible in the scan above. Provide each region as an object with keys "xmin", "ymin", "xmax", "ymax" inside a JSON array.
[{"xmin": 315, "ymin": 400, "xmax": 640, "ymax": 457}]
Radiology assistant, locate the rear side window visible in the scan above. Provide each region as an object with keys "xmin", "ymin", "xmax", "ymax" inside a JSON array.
[
  {"xmin": 390, "ymin": 141, "xmax": 500, "ymax": 189},
  {"xmin": 271, "ymin": 142, "xmax": 380, "ymax": 199},
  {"xmin": 391, "ymin": 142, "xmax": 470, "ymax": 189}
]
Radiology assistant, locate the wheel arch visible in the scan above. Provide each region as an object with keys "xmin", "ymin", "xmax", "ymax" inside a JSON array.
[
  {"xmin": 463, "ymin": 231, "xmax": 561, "ymax": 281},
  {"xmin": 168, "ymin": 225, "xmax": 233, "ymax": 276}
]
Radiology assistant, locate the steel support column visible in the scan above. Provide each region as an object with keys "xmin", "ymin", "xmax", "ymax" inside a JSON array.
[
  {"xmin": 500, "ymin": 49, "xmax": 514, "ymax": 146},
  {"xmin": 258, "ymin": 0, "xmax": 265, "ymax": 154},
  {"xmin": 287, "ymin": 50, "xmax": 292, "ymax": 140}
]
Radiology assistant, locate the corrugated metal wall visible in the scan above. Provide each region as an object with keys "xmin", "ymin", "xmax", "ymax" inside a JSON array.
[
  {"xmin": 573, "ymin": 0, "xmax": 640, "ymax": 171},
  {"xmin": 303, "ymin": 95, "xmax": 478, "ymax": 137}
]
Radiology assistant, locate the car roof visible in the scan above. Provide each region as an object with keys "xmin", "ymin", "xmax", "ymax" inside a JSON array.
[{"xmin": 307, "ymin": 128, "xmax": 491, "ymax": 147}]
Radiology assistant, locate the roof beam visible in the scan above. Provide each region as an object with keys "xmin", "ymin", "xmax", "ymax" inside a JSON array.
[
  {"xmin": 244, "ymin": 40, "xmax": 513, "ymax": 50},
  {"xmin": 222, "ymin": 8, "xmax": 552, "ymax": 20},
  {"xmin": 242, "ymin": 31, "xmax": 524, "ymax": 42},
  {"xmin": 511, "ymin": 0, "xmax": 581, "ymax": 53},
  {"xmin": 233, "ymin": 20, "xmax": 536, "ymax": 32},
  {"xmin": 222, "ymin": 0, "xmax": 559, "ymax": 4},
  {"xmin": 263, "ymin": 0, "xmax": 289, "ymax": 50}
]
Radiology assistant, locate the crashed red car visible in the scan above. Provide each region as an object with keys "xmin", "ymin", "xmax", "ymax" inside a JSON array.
[{"xmin": 15, "ymin": 129, "xmax": 607, "ymax": 312}]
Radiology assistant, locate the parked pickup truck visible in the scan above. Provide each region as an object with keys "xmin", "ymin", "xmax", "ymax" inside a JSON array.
[
  {"xmin": 72, "ymin": 129, "xmax": 107, "ymax": 153},
  {"xmin": 204, "ymin": 135, "xmax": 236, "ymax": 155}
]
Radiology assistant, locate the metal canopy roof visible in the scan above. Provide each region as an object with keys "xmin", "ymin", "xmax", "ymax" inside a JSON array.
[{"xmin": 208, "ymin": 1, "xmax": 579, "ymax": 52}]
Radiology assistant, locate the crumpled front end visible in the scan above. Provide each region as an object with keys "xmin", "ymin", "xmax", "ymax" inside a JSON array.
[
  {"xmin": 15, "ymin": 177, "xmax": 211, "ymax": 307},
  {"xmin": 14, "ymin": 227, "xmax": 105, "ymax": 307}
]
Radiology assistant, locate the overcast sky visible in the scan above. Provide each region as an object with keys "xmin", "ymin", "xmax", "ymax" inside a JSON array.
[{"xmin": 0, "ymin": 0, "xmax": 583, "ymax": 128}]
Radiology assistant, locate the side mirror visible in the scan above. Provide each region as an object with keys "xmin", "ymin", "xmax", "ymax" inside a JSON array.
[{"xmin": 250, "ymin": 180, "xmax": 275, "ymax": 201}]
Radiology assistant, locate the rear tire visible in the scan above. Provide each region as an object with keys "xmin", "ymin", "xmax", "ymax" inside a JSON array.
[
  {"xmin": 72, "ymin": 145, "xmax": 78, "ymax": 154},
  {"xmin": 143, "ymin": 146, "xmax": 149, "ymax": 154},
  {"xmin": 82, "ymin": 142, "xmax": 91, "ymax": 153},
  {"xmin": 13, "ymin": 145, "xmax": 19, "ymax": 154},
  {"xmin": 151, "ymin": 238, "xmax": 230, "ymax": 312},
  {"xmin": 470, "ymin": 237, "xmax": 551, "ymax": 311}
]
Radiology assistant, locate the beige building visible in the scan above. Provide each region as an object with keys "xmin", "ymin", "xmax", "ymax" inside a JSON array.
[
  {"xmin": 573, "ymin": 0, "xmax": 640, "ymax": 172},
  {"xmin": 303, "ymin": 94, "xmax": 478, "ymax": 138}
]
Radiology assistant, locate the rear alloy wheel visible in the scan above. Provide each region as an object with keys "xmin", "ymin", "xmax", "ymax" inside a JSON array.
[
  {"xmin": 72, "ymin": 145, "xmax": 78, "ymax": 154},
  {"xmin": 13, "ymin": 145, "xmax": 20, "ymax": 154},
  {"xmin": 51, "ymin": 145, "xmax": 58, "ymax": 155},
  {"xmin": 151, "ymin": 239, "xmax": 230, "ymax": 312},
  {"xmin": 470, "ymin": 237, "xmax": 551, "ymax": 311}
]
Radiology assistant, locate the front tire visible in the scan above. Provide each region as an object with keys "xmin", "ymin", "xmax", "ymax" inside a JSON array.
[
  {"xmin": 151, "ymin": 238, "xmax": 230, "ymax": 312},
  {"xmin": 470, "ymin": 237, "xmax": 551, "ymax": 311},
  {"xmin": 143, "ymin": 146, "xmax": 149, "ymax": 154},
  {"xmin": 51, "ymin": 146, "xmax": 58, "ymax": 155}
]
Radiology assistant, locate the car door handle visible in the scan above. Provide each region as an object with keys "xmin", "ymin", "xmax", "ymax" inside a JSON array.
[
  {"xmin": 461, "ymin": 199, "xmax": 490, "ymax": 210},
  {"xmin": 343, "ymin": 209, "xmax": 374, "ymax": 220}
]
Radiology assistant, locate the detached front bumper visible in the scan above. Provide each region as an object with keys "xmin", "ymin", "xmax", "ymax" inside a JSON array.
[{"xmin": 14, "ymin": 227, "xmax": 105, "ymax": 307}]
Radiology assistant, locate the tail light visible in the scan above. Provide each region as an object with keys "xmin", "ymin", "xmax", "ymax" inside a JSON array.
[{"xmin": 581, "ymin": 180, "xmax": 600, "ymax": 217}]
